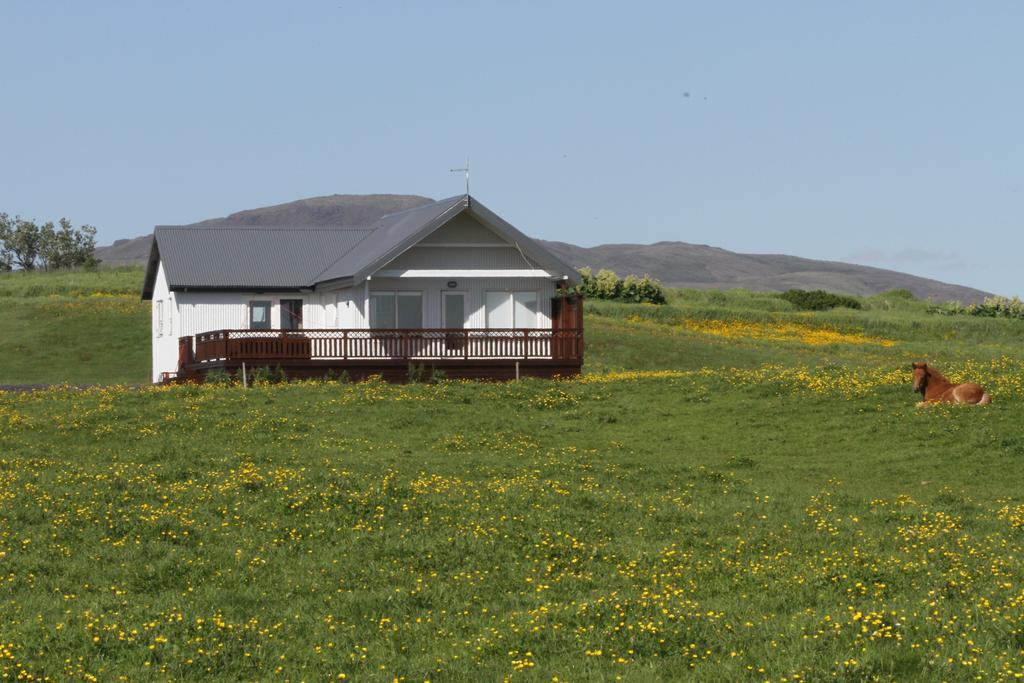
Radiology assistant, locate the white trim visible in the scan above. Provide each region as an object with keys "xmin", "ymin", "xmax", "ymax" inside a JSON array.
[{"xmin": 375, "ymin": 269, "xmax": 553, "ymax": 278}]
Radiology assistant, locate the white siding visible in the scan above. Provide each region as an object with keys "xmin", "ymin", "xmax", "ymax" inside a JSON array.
[
  {"xmin": 150, "ymin": 262, "xmax": 180, "ymax": 383},
  {"xmin": 384, "ymin": 245, "xmax": 535, "ymax": 271},
  {"xmin": 418, "ymin": 213, "xmax": 509, "ymax": 245},
  {"xmin": 385, "ymin": 213, "xmax": 540, "ymax": 272}
]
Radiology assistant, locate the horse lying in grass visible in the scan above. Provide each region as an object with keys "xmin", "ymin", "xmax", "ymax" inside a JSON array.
[{"xmin": 912, "ymin": 362, "xmax": 991, "ymax": 407}]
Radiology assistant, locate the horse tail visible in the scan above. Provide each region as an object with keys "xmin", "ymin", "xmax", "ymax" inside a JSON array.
[{"xmin": 979, "ymin": 392, "xmax": 992, "ymax": 406}]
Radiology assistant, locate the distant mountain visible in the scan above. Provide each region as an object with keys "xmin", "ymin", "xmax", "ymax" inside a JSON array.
[
  {"xmin": 191, "ymin": 193, "xmax": 434, "ymax": 228},
  {"xmin": 95, "ymin": 193, "xmax": 992, "ymax": 303},
  {"xmin": 538, "ymin": 240, "xmax": 992, "ymax": 303}
]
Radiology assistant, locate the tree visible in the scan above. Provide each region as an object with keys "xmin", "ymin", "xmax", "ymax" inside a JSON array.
[
  {"xmin": 40, "ymin": 218, "xmax": 98, "ymax": 270},
  {"xmin": 0, "ymin": 213, "xmax": 99, "ymax": 271},
  {"xmin": 8, "ymin": 217, "xmax": 43, "ymax": 270},
  {"xmin": 0, "ymin": 214, "xmax": 13, "ymax": 271}
]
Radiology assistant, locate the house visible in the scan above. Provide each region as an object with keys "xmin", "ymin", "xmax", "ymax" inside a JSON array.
[{"xmin": 141, "ymin": 194, "xmax": 584, "ymax": 383}]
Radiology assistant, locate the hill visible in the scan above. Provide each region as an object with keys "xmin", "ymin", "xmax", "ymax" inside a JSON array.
[
  {"xmin": 94, "ymin": 193, "xmax": 991, "ymax": 302},
  {"xmin": 538, "ymin": 240, "xmax": 991, "ymax": 303}
]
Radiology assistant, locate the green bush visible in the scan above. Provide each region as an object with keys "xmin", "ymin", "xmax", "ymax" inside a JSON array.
[
  {"xmin": 930, "ymin": 295, "xmax": 1024, "ymax": 319},
  {"xmin": 204, "ymin": 368, "xmax": 235, "ymax": 386},
  {"xmin": 780, "ymin": 289, "xmax": 862, "ymax": 311},
  {"xmin": 574, "ymin": 267, "xmax": 666, "ymax": 304},
  {"xmin": 250, "ymin": 365, "xmax": 288, "ymax": 385}
]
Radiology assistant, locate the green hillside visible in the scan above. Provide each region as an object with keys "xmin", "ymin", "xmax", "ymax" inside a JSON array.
[
  {"xmin": 0, "ymin": 267, "xmax": 1018, "ymax": 385},
  {"xmin": 3, "ymin": 270, "xmax": 1024, "ymax": 680},
  {"xmin": 0, "ymin": 267, "xmax": 148, "ymax": 384}
]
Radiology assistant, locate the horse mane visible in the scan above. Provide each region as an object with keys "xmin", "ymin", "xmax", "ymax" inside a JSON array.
[{"xmin": 926, "ymin": 365, "xmax": 950, "ymax": 384}]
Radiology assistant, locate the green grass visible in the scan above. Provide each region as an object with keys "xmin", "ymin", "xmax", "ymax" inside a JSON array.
[
  {"xmin": 3, "ymin": 272, "xmax": 1024, "ymax": 679},
  {"xmin": 0, "ymin": 267, "xmax": 148, "ymax": 384}
]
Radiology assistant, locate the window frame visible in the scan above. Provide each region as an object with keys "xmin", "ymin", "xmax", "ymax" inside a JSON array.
[
  {"xmin": 484, "ymin": 290, "xmax": 540, "ymax": 329},
  {"xmin": 369, "ymin": 290, "xmax": 424, "ymax": 330},
  {"xmin": 248, "ymin": 300, "xmax": 272, "ymax": 330}
]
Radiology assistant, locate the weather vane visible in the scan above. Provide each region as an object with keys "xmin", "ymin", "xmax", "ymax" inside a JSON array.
[{"xmin": 450, "ymin": 158, "xmax": 469, "ymax": 195}]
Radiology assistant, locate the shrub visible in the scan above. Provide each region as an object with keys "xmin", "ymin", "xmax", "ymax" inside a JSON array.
[
  {"xmin": 407, "ymin": 362, "xmax": 426, "ymax": 383},
  {"xmin": 931, "ymin": 295, "xmax": 1024, "ymax": 319},
  {"xmin": 574, "ymin": 268, "xmax": 666, "ymax": 304},
  {"xmin": 204, "ymin": 368, "xmax": 235, "ymax": 386},
  {"xmin": 249, "ymin": 365, "xmax": 288, "ymax": 385},
  {"xmin": 780, "ymin": 289, "xmax": 862, "ymax": 311}
]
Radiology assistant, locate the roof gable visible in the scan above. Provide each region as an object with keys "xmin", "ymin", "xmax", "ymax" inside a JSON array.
[
  {"xmin": 142, "ymin": 194, "xmax": 580, "ymax": 299},
  {"xmin": 313, "ymin": 195, "xmax": 581, "ymax": 287}
]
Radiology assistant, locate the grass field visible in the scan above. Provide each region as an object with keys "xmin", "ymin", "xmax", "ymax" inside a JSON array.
[
  {"xmin": 0, "ymin": 268, "xmax": 148, "ymax": 385},
  {"xmin": 2, "ymin": 270, "xmax": 1024, "ymax": 680}
]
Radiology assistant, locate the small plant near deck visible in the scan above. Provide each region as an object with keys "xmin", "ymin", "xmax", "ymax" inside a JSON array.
[
  {"xmin": 249, "ymin": 365, "xmax": 288, "ymax": 385},
  {"xmin": 407, "ymin": 362, "xmax": 426, "ymax": 383},
  {"xmin": 203, "ymin": 368, "xmax": 234, "ymax": 386}
]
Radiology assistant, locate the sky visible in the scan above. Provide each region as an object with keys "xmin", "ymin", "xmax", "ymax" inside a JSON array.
[{"xmin": 1, "ymin": 1, "xmax": 1021, "ymax": 295}]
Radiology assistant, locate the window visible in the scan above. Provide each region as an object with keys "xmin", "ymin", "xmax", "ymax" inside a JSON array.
[
  {"xmin": 155, "ymin": 300, "xmax": 164, "ymax": 337},
  {"xmin": 281, "ymin": 299, "xmax": 303, "ymax": 330},
  {"xmin": 249, "ymin": 301, "xmax": 271, "ymax": 330},
  {"xmin": 486, "ymin": 291, "xmax": 538, "ymax": 329},
  {"xmin": 370, "ymin": 291, "xmax": 422, "ymax": 329}
]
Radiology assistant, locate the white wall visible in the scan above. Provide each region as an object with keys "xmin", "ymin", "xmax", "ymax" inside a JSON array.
[
  {"xmin": 150, "ymin": 263, "xmax": 180, "ymax": 383},
  {"xmin": 153, "ymin": 286, "xmax": 334, "ymax": 382}
]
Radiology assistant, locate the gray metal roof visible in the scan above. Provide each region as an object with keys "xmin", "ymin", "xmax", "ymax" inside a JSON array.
[
  {"xmin": 313, "ymin": 195, "xmax": 468, "ymax": 286},
  {"xmin": 142, "ymin": 195, "xmax": 580, "ymax": 299}
]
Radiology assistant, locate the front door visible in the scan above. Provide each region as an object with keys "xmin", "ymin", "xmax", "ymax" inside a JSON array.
[
  {"xmin": 442, "ymin": 291, "xmax": 465, "ymax": 329},
  {"xmin": 281, "ymin": 299, "xmax": 303, "ymax": 330},
  {"xmin": 442, "ymin": 291, "xmax": 466, "ymax": 351}
]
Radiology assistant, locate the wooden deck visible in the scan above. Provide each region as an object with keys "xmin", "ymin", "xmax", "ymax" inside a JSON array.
[{"xmin": 172, "ymin": 327, "xmax": 584, "ymax": 383}]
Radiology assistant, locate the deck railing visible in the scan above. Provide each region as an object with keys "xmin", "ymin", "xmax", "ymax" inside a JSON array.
[{"xmin": 189, "ymin": 328, "xmax": 583, "ymax": 364}]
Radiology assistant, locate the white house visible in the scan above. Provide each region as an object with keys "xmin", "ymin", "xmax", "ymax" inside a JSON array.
[{"xmin": 141, "ymin": 195, "xmax": 584, "ymax": 383}]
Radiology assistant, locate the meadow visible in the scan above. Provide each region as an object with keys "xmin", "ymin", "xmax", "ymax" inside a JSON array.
[
  {"xmin": 0, "ymin": 268, "xmax": 148, "ymax": 385},
  {"xmin": 2, "ymin": 270, "xmax": 1024, "ymax": 680}
]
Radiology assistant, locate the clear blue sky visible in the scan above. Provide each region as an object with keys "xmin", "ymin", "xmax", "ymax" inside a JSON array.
[{"xmin": 2, "ymin": 2, "xmax": 1021, "ymax": 295}]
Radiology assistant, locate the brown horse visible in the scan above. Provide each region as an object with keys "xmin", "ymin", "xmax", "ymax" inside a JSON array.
[{"xmin": 912, "ymin": 362, "xmax": 991, "ymax": 406}]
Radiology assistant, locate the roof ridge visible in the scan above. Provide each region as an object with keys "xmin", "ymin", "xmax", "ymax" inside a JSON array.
[
  {"xmin": 373, "ymin": 194, "xmax": 465, "ymax": 221},
  {"xmin": 155, "ymin": 225, "xmax": 373, "ymax": 231}
]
